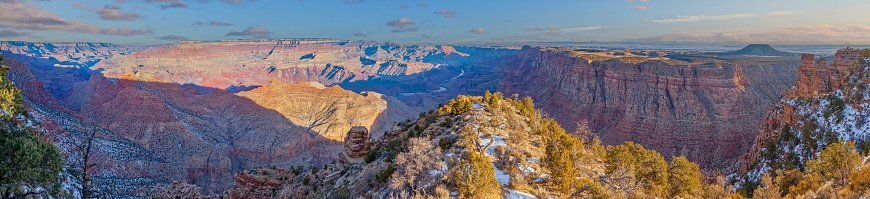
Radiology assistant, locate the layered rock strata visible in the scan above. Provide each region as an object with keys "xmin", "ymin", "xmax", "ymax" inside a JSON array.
[
  {"xmin": 499, "ymin": 46, "xmax": 799, "ymax": 168},
  {"xmin": 340, "ymin": 126, "xmax": 371, "ymax": 164},
  {"xmin": 738, "ymin": 48, "xmax": 869, "ymax": 175}
]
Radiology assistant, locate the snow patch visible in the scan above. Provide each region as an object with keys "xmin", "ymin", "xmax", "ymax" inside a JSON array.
[
  {"xmin": 505, "ymin": 189, "xmax": 536, "ymax": 199},
  {"xmin": 493, "ymin": 163, "xmax": 510, "ymax": 186}
]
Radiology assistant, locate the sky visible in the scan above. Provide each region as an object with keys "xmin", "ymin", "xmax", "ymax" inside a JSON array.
[{"xmin": 1, "ymin": 0, "xmax": 869, "ymax": 45}]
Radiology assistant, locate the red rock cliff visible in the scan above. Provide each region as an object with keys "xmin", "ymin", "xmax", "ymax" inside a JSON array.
[
  {"xmin": 738, "ymin": 48, "xmax": 869, "ymax": 174},
  {"xmin": 499, "ymin": 47, "xmax": 798, "ymax": 168}
]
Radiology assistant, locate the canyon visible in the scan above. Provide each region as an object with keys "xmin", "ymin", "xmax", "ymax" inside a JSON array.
[
  {"xmin": 0, "ymin": 40, "xmax": 804, "ymax": 196},
  {"xmin": 499, "ymin": 46, "xmax": 799, "ymax": 168}
]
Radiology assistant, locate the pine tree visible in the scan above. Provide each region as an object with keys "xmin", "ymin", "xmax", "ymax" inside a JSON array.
[
  {"xmin": 452, "ymin": 151, "xmax": 500, "ymax": 199},
  {"xmin": 0, "ymin": 61, "xmax": 63, "ymax": 199},
  {"xmin": 806, "ymin": 141, "xmax": 862, "ymax": 187},
  {"xmin": 544, "ymin": 133, "xmax": 582, "ymax": 194},
  {"xmin": 605, "ymin": 142, "xmax": 669, "ymax": 197},
  {"xmin": 751, "ymin": 174, "xmax": 781, "ymax": 199},
  {"xmin": 668, "ymin": 156, "xmax": 702, "ymax": 198}
]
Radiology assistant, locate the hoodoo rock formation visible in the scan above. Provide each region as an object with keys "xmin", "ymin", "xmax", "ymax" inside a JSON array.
[
  {"xmin": 738, "ymin": 48, "xmax": 870, "ymax": 175},
  {"xmin": 499, "ymin": 46, "xmax": 799, "ymax": 168},
  {"xmin": 340, "ymin": 126, "xmax": 371, "ymax": 164},
  {"xmin": 784, "ymin": 49, "xmax": 864, "ymax": 98}
]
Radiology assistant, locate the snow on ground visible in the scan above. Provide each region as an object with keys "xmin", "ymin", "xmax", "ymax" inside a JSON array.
[
  {"xmin": 505, "ymin": 188, "xmax": 536, "ymax": 199},
  {"xmin": 480, "ymin": 135, "xmax": 506, "ymax": 156},
  {"xmin": 493, "ymin": 163, "xmax": 510, "ymax": 185},
  {"xmin": 472, "ymin": 103, "xmax": 483, "ymax": 109},
  {"xmin": 428, "ymin": 161, "xmax": 448, "ymax": 177}
]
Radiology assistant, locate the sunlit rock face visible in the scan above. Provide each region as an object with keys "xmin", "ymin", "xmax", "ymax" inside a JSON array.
[
  {"xmin": 739, "ymin": 48, "xmax": 869, "ymax": 177},
  {"xmin": 0, "ymin": 40, "xmax": 443, "ymax": 196},
  {"xmin": 92, "ymin": 39, "xmax": 460, "ymax": 91},
  {"xmin": 499, "ymin": 46, "xmax": 799, "ymax": 168}
]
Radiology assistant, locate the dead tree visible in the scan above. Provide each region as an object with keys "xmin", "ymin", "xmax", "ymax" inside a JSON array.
[{"xmin": 68, "ymin": 123, "xmax": 99, "ymax": 198}]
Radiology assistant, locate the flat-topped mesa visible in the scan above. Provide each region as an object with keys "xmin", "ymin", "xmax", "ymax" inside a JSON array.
[
  {"xmin": 341, "ymin": 126, "xmax": 371, "ymax": 164},
  {"xmin": 786, "ymin": 48, "xmax": 866, "ymax": 98}
]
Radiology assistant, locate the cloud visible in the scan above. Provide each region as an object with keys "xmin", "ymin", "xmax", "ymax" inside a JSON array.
[
  {"xmin": 421, "ymin": 34, "xmax": 430, "ymax": 38},
  {"xmin": 0, "ymin": 1, "xmax": 150, "ymax": 36},
  {"xmin": 767, "ymin": 11, "xmax": 804, "ymax": 16},
  {"xmin": 209, "ymin": 20, "xmax": 232, "ymax": 26},
  {"xmin": 526, "ymin": 26, "xmax": 605, "ymax": 35},
  {"xmin": 0, "ymin": 29, "xmax": 30, "ymax": 38},
  {"xmin": 526, "ymin": 27, "xmax": 561, "ymax": 32},
  {"xmin": 631, "ymin": 6, "xmax": 648, "ymax": 11},
  {"xmin": 645, "ymin": 13, "xmax": 757, "ymax": 23},
  {"xmin": 101, "ymin": 26, "xmax": 153, "ymax": 36},
  {"xmin": 156, "ymin": 35, "xmax": 189, "ymax": 40},
  {"xmin": 562, "ymin": 26, "xmax": 606, "ymax": 32},
  {"xmin": 466, "ymin": 28, "xmax": 486, "ymax": 34},
  {"xmin": 96, "ymin": 5, "xmax": 143, "ymax": 21},
  {"xmin": 399, "ymin": 3, "xmax": 408, "ymax": 8},
  {"xmin": 159, "ymin": 2, "xmax": 188, "ymax": 9},
  {"xmin": 341, "ymin": 0, "xmax": 363, "ymax": 4},
  {"xmin": 417, "ymin": 3, "xmax": 427, "ymax": 8},
  {"xmin": 193, "ymin": 20, "xmax": 233, "ymax": 26},
  {"xmin": 434, "ymin": 10, "xmax": 460, "ymax": 18},
  {"xmin": 386, "ymin": 18, "xmax": 416, "ymax": 33},
  {"xmin": 143, "ymin": 0, "xmax": 188, "ymax": 9},
  {"xmin": 628, "ymin": 25, "xmax": 870, "ymax": 45},
  {"xmin": 221, "ymin": 0, "xmax": 249, "ymax": 5},
  {"xmin": 225, "ymin": 26, "xmax": 270, "ymax": 38},
  {"xmin": 353, "ymin": 32, "xmax": 366, "ymax": 37}
]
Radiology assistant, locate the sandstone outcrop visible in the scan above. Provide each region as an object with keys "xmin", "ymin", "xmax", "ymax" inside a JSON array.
[
  {"xmin": 499, "ymin": 46, "xmax": 799, "ymax": 168},
  {"xmin": 340, "ymin": 126, "xmax": 371, "ymax": 164},
  {"xmin": 228, "ymin": 168, "xmax": 292, "ymax": 199},
  {"xmin": 738, "ymin": 48, "xmax": 870, "ymax": 175},
  {"xmin": 784, "ymin": 48, "xmax": 865, "ymax": 98}
]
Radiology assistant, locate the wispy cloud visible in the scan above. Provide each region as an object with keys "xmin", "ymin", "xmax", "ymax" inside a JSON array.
[
  {"xmin": 767, "ymin": 11, "xmax": 804, "ymax": 16},
  {"xmin": 353, "ymin": 32, "xmax": 367, "ymax": 37},
  {"xmin": 156, "ymin": 35, "xmax": 189, "ymax": 40},
  {"xmin": 562, "ymin": 26, "xmax": 606, "ymax": 32},
  {"xmin": 526, "ymin": 26, "xmax": 605, "ymax": 35},
  {"xmin": 645, "ymin": 13, "xmax": 757, "ymax": 23},
  {"xmin": 434, "ymin": 10, "xmax": 460, "ymax": 18},
  {"xmin": 628, "ymin": 25, "xmax": 870, "ymax": 45},
  {"xmin": 466, "ymin": 28, "xmax": 486, "ymax": 34},
  {"xmin": 0, "ymin": 29, "xmax": 30, "ymax": 38},
  {"xmin": 0, "ymin": 1, "xmax": 151, "ymax": 36},
  {"xmin": 631, "ymin": 6, "xmax": 648, "ymax": 11},
  {"xmin": 143, "ymin": 0, "xmax": 189, "ymax": 9},
  {"xmin": 225, "ymin": 26, "xmax": 270, "ymax": 38},
  {"xmin": 193, "ymin": 20, "xmax": 233, "ymax": 26}
]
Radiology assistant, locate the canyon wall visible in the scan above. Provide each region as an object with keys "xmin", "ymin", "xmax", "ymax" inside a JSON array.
[
  {"xmin": 499, "ymin": 47, "xmax": 799, "ymax": 168},
  {"xmin": 0, "ymin": 40, "xmax": 433, "ymax": 196},
  {"xmin": 738, "ymin": 48, "xmax": 870, "ymax": 176}
]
